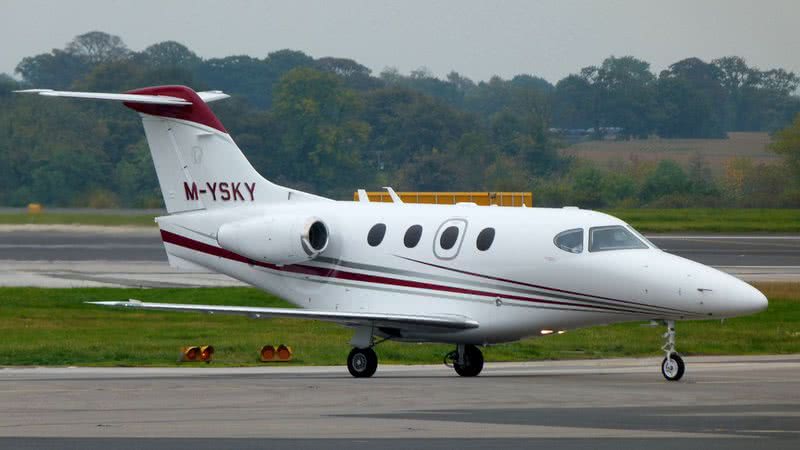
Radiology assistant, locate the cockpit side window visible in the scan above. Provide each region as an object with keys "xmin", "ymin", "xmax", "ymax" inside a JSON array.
[
  {"xmin": 628, "ymin": 226, "xmax": 658, "ymax": 249},
  {"xmin": 589, "ymin": 226, "xmax": 648, "ymax": 252},
  {"xmin": 554, "ymin": 228, "xmax": 584, "ymax": 254}
]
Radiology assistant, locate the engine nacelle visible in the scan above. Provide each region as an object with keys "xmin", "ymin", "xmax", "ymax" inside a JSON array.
[{"xmin": 216, "ymin": 214, "xmax": 329, "ymax": 266}]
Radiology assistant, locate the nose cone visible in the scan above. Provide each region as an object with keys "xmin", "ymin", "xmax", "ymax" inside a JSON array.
[
  {"xmin": 698, "ymin": 269, "xmax": 769, "ymax": 318},
  {"xmin": 645, "ymin": 252, "xmax": 769, "ymax": 318},
  {"xmin": 730, "ymin": 282, "xmax": 768, "ymax": 316}
]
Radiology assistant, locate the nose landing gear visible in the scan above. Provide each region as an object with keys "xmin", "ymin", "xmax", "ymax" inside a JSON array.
[
  {"xmin": 661, "ymin": 320, "xmax": 685, "ymax": 381},
  {"xmin": 444, "ymin": 344, "xmax": 484, "ymax": 377}
]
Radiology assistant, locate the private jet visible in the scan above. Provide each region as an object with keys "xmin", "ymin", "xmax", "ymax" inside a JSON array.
[{"xmin": 17, "ymin": 86, "xmax": 768, "ymax": 380}]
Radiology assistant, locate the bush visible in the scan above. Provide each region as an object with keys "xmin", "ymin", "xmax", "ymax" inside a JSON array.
[{"xmin": 86, "ymin": 189, "xmax": 120, "ymax": 209}]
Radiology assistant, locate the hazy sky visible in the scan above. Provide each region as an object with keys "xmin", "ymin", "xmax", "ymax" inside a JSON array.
[{"xmin": 2, "ymin": 0, "xmax": 797, "ymax": 83}]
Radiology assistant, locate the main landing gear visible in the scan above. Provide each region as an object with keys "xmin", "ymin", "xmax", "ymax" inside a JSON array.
[
  {"xmin": 346, "ymin": 326, "xmax": 384, "ymax": 378},
  {"xmin": 661, "ymin": 320, "xmax": 685, "ymax": 381},
  {"xmin": 347, "ymin": 347, "xmax": 378, "ymax": 378},
  {"xmin": 444, "ymin": 344, "xmax": 484, "ymax": 377}
]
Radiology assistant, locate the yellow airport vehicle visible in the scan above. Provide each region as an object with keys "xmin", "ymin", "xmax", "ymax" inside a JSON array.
[{"xmin": 354, "ymin": 191, "xmax": 532, "ymax": 207}]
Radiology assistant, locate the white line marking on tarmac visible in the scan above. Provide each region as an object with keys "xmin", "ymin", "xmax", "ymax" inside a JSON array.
[{"xmin": 649, "ymin": 235, "xmax": 800, "ymax": 240}]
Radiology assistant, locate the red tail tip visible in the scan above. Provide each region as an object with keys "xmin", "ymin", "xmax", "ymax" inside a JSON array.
[{"xmin": 124, "ymin": 85, "xmax": 226, "ymax": 133}]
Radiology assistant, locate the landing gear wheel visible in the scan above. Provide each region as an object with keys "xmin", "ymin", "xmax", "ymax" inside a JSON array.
[
  {"xmin": 661, "ymin": 353, "xmax": 685, "ymax": 381},
  {"xmin": 659, "ymin": 320, "xmax": 685, "ymax": 381},
  {"xmin": 453, "ymin": 344, "xmax": 484, "ymax": 377},
  {"xmin": 347, "ymin": 347, "xmax": 378, "ymax": 378}
]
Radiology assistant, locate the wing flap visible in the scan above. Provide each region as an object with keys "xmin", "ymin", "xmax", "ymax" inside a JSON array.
[{"xmin": 88, "ymin": 300, "xmax": 479, "ymax": 333}]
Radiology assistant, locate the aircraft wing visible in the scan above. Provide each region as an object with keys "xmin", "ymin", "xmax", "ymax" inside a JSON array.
[{"xmin": 88, "ymin": 300, "xmax": 479, "ymax": 333}]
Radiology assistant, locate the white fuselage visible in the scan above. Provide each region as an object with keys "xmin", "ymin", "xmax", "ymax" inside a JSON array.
[{"xmin": 157, "ymin": 201, "xmax": 768, "ymax": 345}]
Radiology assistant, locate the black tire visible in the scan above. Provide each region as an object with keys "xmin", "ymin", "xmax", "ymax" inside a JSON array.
[
  {"xmin": 661, "ymin": 353, "xmax": 685, "ymax": 381},
  {"xmin": 347, "ymin": 347, "xmax": 378, "ymax": 378},
  {"xmin": 454, "ymin": 344, "xmax": 484, "ymax": 377}
]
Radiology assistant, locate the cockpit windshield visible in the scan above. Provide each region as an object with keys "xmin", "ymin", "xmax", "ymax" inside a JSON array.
[
  {"xmin": 589, "ymin": 226, "xmax": 648, "ymax": 252},
  {"xmin": 554, "ymin": 228, "xmax": 583, "ymax": 254}
]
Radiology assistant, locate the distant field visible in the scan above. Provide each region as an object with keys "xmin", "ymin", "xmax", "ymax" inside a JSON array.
[
  {"xmin": 563, "ymin": 132, "xmax": 779, "ymax": 175},
  {"xmin": 0, "ymin": 284, "xmax": 796, "ymax": 367}
]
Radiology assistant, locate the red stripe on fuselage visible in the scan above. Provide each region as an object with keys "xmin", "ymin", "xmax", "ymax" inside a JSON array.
[
  {"xmin": 396, "ymin": 255, "xmax": 694, "ymax": 315},
  {"xmin": 159, "ymin": 230, "xmax": 660, "ymax": 316}
]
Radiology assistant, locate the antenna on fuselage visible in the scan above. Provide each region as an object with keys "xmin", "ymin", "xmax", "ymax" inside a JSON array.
[
  {"xmin": 357, "ymin": 189, "xmax": 370, "ymax": 203},
  {"xmin": 382, "ymin": 187, "xmax": 403, "ymax": 204}
]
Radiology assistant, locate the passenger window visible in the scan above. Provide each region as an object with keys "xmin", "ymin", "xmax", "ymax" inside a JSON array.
[
  {"xmin": 404, "ymin": 225, "xmax": 423, "ymax": 248},
  {"xmin": 554, "ymin": 228, "xmax": 583, "ymax": 254},
  {"xmin": 367, "ymin": 223, "xmax": 387, "ymax": 247},
  {"xmin": 589, "ymin": 226, "xmax": 648, "ymax": 252},
  {"xmin": 440, "ymin": 226, "xmax": 460, "ymax": 250},
  {"xmin": 434, "ymin": 219, "xmax": 467, "ymax": 259},
  {"xmin": 476, "ymin": 227, "xmax": 495, "ymax": 251}
]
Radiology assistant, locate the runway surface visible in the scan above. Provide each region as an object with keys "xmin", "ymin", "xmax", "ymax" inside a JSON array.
[
  {"xmin": 652, "ymin": 234, "xmax": 800, "ymax": 266},
  {"xmin": 1, "ymin": 356, "xmax": 799, "ymax": 449},
  {"xmin": 1, "ymin": 226, "xmax": 799, "ymax": 286}
]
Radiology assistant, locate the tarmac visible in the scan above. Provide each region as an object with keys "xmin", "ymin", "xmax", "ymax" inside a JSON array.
[
  {"xmin": 0, "ymin": 226, "xmax": 799, "ymax": 286},
  {"xmin": 1, "ymin": 356, "xmax": 799, "ymax": 449},
  {"xmin": 1, "ymin": 226, "xmax": 799, "ymax": 448}
]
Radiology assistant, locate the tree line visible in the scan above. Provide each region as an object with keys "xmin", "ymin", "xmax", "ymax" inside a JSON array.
[{"xmin": 1, "ymin": 31, "xmax": 799, "ymax": 208}]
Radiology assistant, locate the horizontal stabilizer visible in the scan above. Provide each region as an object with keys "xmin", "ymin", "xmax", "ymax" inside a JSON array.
[
  {"xmin": 197, "ymin": 91, "xmax": 230, "ymax": 103},
  {"xmin": 15, "ymin": 89, "xmax": 229, "ymax": 105},
  {"xmin": 15, "ymin": 89, "xmax": 191, "ymax": 105},
  {"xmin": 88, "ymin": 300, "xmax": 480, "ymax": 333}
]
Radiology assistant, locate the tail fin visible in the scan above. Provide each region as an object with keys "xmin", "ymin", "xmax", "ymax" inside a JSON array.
[{"xmin": 17, "ymin": 85, "xmax": 327, "ymax": 213}]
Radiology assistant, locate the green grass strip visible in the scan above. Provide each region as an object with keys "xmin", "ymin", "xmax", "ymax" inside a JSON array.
[
  {"xmin": 605, "ymin": 208, "xmax": 800, "ymax": 232},
  {"xmin": 1, "ymin": 284, "xmax": 797, "ymax": 367},
  {"xmin": 0, "ymin": 212, "xmax": 156, "ymax": 227}
]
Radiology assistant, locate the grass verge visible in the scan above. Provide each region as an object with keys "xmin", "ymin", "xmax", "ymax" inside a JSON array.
[
  {"xmin": 605, "ymin": 208, "xmax": 800, "ymax": 233},
  {"xmin": 1, "ymin": 283, "xmax": 797, "ymax": 367},
  {"xmin": 0, "ymin": 212, "xmax": 156, "ymax": 227}
]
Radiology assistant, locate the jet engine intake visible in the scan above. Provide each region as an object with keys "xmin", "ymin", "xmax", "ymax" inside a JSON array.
[{"xmin": 217, "ymin": 215, "xmax": 329, "ymax": 266}]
